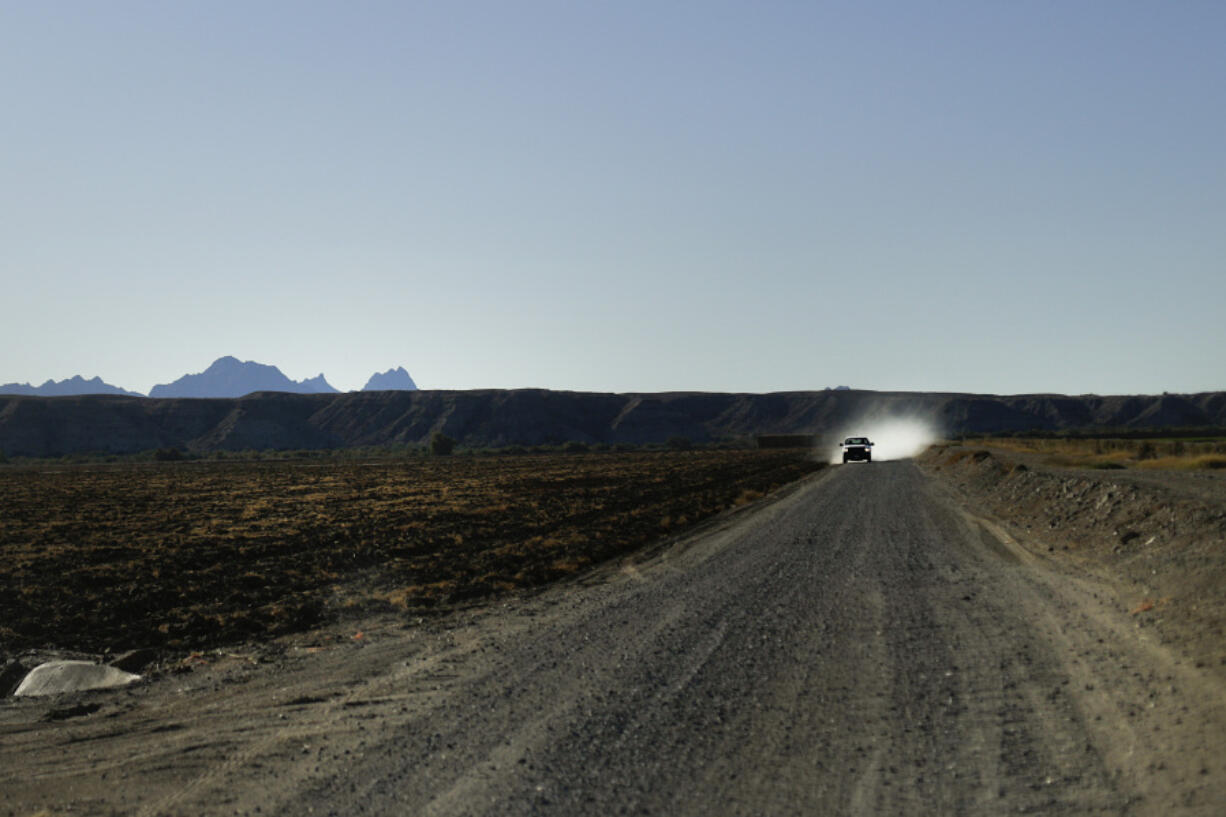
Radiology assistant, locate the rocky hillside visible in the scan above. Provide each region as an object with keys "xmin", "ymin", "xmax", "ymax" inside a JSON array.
[{"xmin": 1, "ymin": 389, "xmax": 1224, "ymax": 458}]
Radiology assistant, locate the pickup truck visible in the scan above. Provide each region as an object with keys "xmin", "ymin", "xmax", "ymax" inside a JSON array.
[{"xmin": 839, "ymin": 437, "xmax": 873, "ymax": 463}]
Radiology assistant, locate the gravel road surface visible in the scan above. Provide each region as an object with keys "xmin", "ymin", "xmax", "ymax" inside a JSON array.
[{"xmin": 4, "ymin": 461, "xmax": 1225, "ymax": 816}]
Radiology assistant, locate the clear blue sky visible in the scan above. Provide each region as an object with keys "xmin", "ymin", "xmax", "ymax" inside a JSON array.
[{"xmin": 2, "ymin": 2, "xmax": 1223, "ymax": 395}]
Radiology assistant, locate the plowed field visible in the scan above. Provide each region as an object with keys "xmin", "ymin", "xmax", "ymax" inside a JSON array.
[{"xmin": 0, "ymin": 450, "xmax": 820, "ymax": 656}]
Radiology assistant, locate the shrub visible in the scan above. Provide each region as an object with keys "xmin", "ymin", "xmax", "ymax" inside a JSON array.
[
  {"xmin": 429, "ymin": 432, "xmax": 456, "ymax": 456},
  {"xmin": 153, "ymin": 447, "xmax": 185, "ymax": 462},
  {"xmin": 562, "ymin": 441, "xmax": 589, "ymax": 454},
  {"xmin": 666, "ymin": 436, "xmax": 694, "ymax": 451}
]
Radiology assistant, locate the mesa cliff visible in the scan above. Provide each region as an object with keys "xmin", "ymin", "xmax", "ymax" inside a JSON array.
[{"xmin": 1, "ymin": 389, "xmax": 1224, "ymax": 458}]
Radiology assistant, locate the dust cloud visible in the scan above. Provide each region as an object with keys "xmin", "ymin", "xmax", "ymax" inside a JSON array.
[{"xmin": 825, "ymin": 415, "xmax": 942, "ymax": 465}]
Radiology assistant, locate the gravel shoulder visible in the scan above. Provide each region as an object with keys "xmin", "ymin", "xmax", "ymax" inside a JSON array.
[
  {"xmin": 920, "ymin": 444, "xmax": 1226, "ymax": 680},
  {"xmin": 3, "ymin": 461, "xmax": 1226, "ymax": 816}
]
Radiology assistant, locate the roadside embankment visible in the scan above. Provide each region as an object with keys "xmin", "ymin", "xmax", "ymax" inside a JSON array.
[{"xmin": 920, "ymin": 444, "xmax": 1226, "ymax": 676}]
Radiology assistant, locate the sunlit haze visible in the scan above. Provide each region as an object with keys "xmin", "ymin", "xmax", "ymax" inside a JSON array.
[
  {"xmin": 2, "ymin": 3, "xmax": 1223, "ymax": 396},
  {"xmin": 826, "ymin": 415, "xmax": 942, "ymax": 465}
]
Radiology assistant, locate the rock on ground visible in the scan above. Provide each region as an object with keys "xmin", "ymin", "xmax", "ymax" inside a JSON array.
[{"xmin": 13, "ymin": 660, "xmax": 141, "ymax": 697}]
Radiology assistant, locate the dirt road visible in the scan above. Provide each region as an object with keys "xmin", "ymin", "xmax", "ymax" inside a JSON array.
[{"xmin": 4, "ymin": 462, "xmax": 1225, "ymax": 815}]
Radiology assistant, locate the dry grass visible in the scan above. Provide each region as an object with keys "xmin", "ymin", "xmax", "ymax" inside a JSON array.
[
  {"xmin": 973, "ymin": 437, "xmax": 1226, "ymax": 471},
  {"xmin": 1136, "ymin": 454, "xmax": 1226, "ymax": 471}
]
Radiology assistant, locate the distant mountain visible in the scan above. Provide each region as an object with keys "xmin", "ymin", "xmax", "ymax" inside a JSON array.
[
  {"xmin": 149, "ymin": 356, "xmax": 339, "ymax": 398},
  {"xmin": 362, "ymin": 367, "xmax": 418, "ymax": 392},
  {"xmin": 299, "ymin": 374, "xmax": 337, "ymax": 393},
  {"xmin": 0, "ymin": 375, "xmax": 141, "ymax": 397}
]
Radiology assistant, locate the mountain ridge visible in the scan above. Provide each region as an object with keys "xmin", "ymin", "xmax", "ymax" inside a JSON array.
[
  {"xmin": 3, "ymin": 357, "xmax": 419, "ymax": 398},
  {"xmin": 0, "ymin": 375, "xmax": 141, "ymax": 397},
  {"xmin": 149, "ymin": 356, "xmax": 340, "ymax": 398},
  {"xmin": 362, "ymin": 367, "xmax": 418, "ymax": 392},
  {"xmin": 1, "ymin": 388, "xmax": 1223, "ymax": 458}
]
